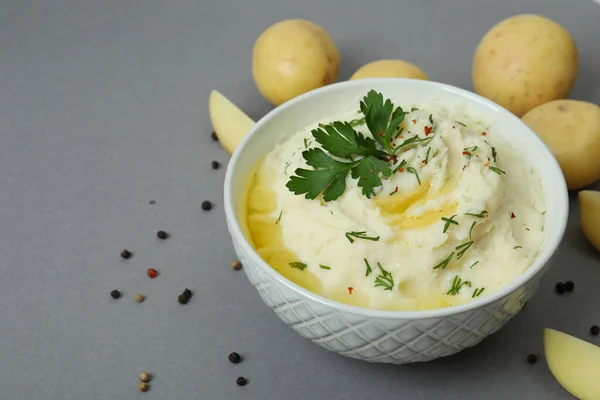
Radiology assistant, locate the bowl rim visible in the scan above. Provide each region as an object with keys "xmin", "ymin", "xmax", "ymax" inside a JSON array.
[{"xmin": 224, "ymin": 78, "xmax": 569, "ymax": 320}]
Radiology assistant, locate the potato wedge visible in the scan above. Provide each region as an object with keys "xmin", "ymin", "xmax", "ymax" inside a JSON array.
[
  {"xmin": 579, "ymin": 190, "xmax": 600, "ymax": 252},
  {"xmin": 208, "ymin": 90, "xmax": 255, "ymax": 154},
  {"xmin": 544, "ymin": 328, "xmax": 600, "ymax": 399}
]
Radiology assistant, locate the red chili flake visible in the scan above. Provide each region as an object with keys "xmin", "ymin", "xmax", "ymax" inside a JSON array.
[
  {"xmin": 369, "ymin": 169, "xmax": 374, "ymax": 173},
  {"xmin": 412, "ymin": 119, "xmax": 417, "ymax": 124},
  {"xmin": 378, "ymin": 131, "xmax": 384, "ymax": 136},
  {"xmin": 394, "ymin": 186, "xmax": 398, "ymax": 193},
  {"xmin": 482, "ymin": 131, "xmax": 487, "ymax": 136},
  {"xmin": 484, "ymin": 161, "xmax": 490, "ymax": 167},
  {"xmin": 398, "ymin": 168, "xmax": 404, "ymax": 172},
  {"xmin": 147, "ymin": 268, "xmax": 158, "ymax": 279},
  {"xmin": 452, "ymin": 125, "xmax": 456, "ymax": 129},
  {"xmin": 424, "ymin": 126, "xmax": 433, "ymax": 136},
  {"xmin": 348, "ymin": 287, "xmax": 354, "ymax": 295},
  {"xmin": 510, "ymin": 212, "xmax": 516, "ymax": 219},
  {"xmin": 422, "ymin": 159, "xmax": 427, "ymax": 164},
  {"xmin": 398, "ymin": 135, "xmax": 404, "ymax": 139},
  {"xmin": 462, "ymin": 151, "xmax": 469, "ymax": 155}
]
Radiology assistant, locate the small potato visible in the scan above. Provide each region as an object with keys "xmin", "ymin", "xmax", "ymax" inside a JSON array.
[
  {"xmin": 252, "ymin": 19, "xmax": 340, "ymax": 106},
  {"xmin": 473, "ymin": 14, "xmax": 578, "ymax": 117},
  {"xmin": 522, "ymin": 100, "xmax": 600, "ymax": 189},
  {"xmin": 349, "ymin": 60, "xmax": 428, "ymax": 81}
]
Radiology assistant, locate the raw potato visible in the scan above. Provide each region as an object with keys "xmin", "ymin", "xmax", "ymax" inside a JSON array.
[
  {"xmin": 208, "ymin": 90, "xmax": 255, "ymax": 154},
  {"xmin": 544, "ymin": 328, "xmax": 600, "ymax": 399},
  {"xmin": 349, "ymin": 60, "xmax": 428, "ymax": 81},
  {"xmin": 522, "ymin": 100, "xmax": 600, "ymax": 189},
  {"xmin": 472, "ymin": 14, "xmax": 578, "ymax": 117},
  {"xmin": 252, "ymin": 19, "xmax": 340, "ymax": 106},
  {"xmin": 579, "ymin": 190, "xmax": 600, "ymax": 252}
]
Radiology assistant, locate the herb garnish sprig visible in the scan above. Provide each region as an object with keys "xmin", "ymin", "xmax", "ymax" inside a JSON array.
[
  {"xmin": 447, "ymin": 276, "xmax": 471, "ymax": 296},
  {"xmin": 441, "ymin": 215, "xmax": 459, "ymax": 233},
  {"xmin": 374, "ymin": 262, "xmax": 394, "ymax": 291},
  {"xmin": 289, "ymin": 262, "xmax": 307, "ymax": 271},
  {"xmin": 286, "ymin": 90, "xmax": 431, "ymax": 202},
  {"xmin": 345, "ymin": 231, "xmax": 380, "ymax": 243},
  {"xmin": 360, "ymin": 91, "xmax": 407, "ymax": 154},
  {"xmin": 466, "ymin": 210, "xmax": 488, "ymax": 218}
]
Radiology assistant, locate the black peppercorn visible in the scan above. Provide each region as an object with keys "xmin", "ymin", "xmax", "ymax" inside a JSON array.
[
  {"xmin": 526, "ymin": 354, "xmax": 538, "ymax": 364},
  {"xmin": 201, "ymin": 201, "xmax": 212, "ymax": 211},
  {"xmin": 555, "ymin": 282, "xmax": 565, "ymax": 294},
  {"xmin": 565, "ymin": 281, "xmax": 575, "ymax": 292},
  {"xmin": 178, "ymin": 294, "xmax": 189, "ymax": 304},
  {"xmin": 591, "ymin": 325, "xmax": 600, "ymax": 336},
  {"xmin": 228, "ymin": 352, "xmax": 241, "ymax": 364},
  {"xmin": 182, "ymin": 288, "xmax": 192, "ymax": 299},
  {"xmin": 211, "ymin": 132, "xmax": 219, "ymax": 141},
  {"xmin": 157, "ymin": 230, "xmax": 169, "ymax": 240},
  {"xmin": 121, "ymin": 249, "xmax": 132, "ymax": 259},
  {"xmin": 236, "ymin": 377, "xmax": 247, "ymax": 386},
  {"xmin": 149, "ymin": 200, "xmax": 156, "ymax": 205},
  {"xmin": 211, "ymin": 161, "xmax": 221, "ymax": 170},
  {"xmin": 110, "ymin": 290, "xmax": 121, "ymax": 299}
]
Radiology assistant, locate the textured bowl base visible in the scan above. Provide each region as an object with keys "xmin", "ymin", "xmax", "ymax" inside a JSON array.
[{"xmin": 237, "ymin": 239, "xmax": 546, "ymax": 364}]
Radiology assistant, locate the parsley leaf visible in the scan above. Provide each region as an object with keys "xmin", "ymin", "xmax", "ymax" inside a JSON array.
[
  {"xmin": 311, "ymin": 121, "xmax": 385, "ymax": 158},
  {"xmin": 360, "ymin": 90, "xmax": 406, "ymax": 153},
  {"xmin": 286, "ymin": 148, "xmax": 354, "ymax": 202},
  {"xmin": 350, "ymin": 156, "xmax": 392, "ymax": 198},
  {"xmin": 286, "ymin": 147, "xmax": 392, "ymax": 201}
]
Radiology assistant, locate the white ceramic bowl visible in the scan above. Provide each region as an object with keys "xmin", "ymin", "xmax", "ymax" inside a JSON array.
[{"xmin": 224, "ymin": 79, "xmax": 569, "ymax": 364}]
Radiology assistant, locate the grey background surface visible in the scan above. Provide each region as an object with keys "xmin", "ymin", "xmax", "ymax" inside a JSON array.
[{"xmin": 0, "ymin": 0, "xmax": 598, "ymax": 399}]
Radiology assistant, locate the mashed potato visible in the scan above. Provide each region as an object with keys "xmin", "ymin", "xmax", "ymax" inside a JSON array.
[{"xmin": 245, "ymin": 96, "xmax": 545, "ymax": 311}]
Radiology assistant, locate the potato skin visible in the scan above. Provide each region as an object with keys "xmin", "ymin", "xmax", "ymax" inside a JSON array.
[
  {"xmin": 522, "ymin": 100, "xmax": 600, "ymax": 190},
  {"xmin": 252, "ymin": 19, "xmax": 340, "ymax": 106},
  {"xmin": 472, "ymin": 14, "xmax": 578, "ymax": 117},
  {"xmin": 349, "ymin": 60, "xmax": 428, "ymax": 81}
]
